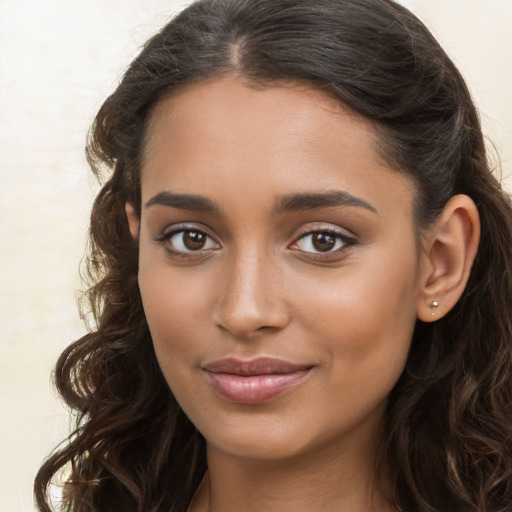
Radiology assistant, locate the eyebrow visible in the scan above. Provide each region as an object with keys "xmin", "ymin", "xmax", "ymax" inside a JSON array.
[
  {"xmin": 145, "ymin": 191, "xmax": 219, "ymax": 212},
  {"xmin": 145, "ymin": 189, "xmax": 377, "ymax": 215},
  {"xmin": 272, "ymin": 190, "xmax": 377, "ymax": 215}
]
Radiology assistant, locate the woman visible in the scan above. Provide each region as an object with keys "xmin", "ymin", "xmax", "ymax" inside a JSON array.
[{"xmin": 34, "ymin": 0, "xmax": 512, "ymax": 511}]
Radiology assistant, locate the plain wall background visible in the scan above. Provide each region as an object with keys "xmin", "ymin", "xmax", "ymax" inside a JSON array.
[{"xmin": 1, "ymin": 1, "xmax": 511, "ymax": 510}]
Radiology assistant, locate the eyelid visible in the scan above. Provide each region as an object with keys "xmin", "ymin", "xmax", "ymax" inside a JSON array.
[
  {"xmin": 288, "ymin": 224, "xmax": 358, "ymax": 260},
  {"xmin": 153, "ymin": 223, "xmax": 221, "ymax": 256},
  {"xmin": 153, "ymin": 222, "xmax": 214, "ymax": 239},
  {"xmin": 292, "ymin": 223, "xmax": 357, "ymax": 243},
  {"xmin": 152, "ymin": 222, "xmax": 357, "ymax": 261}
]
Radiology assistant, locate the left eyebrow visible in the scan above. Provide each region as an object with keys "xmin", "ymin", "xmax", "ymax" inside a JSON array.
[{"xmin": 272, "ymin": 190, "xmax": 378, "ymax": 215}]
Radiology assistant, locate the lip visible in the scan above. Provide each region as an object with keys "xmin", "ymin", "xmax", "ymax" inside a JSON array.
[{"xmin": 203, "ymin": 357, "xmax": 312, "ymax": 404}]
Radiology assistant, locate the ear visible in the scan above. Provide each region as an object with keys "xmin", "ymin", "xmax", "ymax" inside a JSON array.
[
  {"xmin": 125, "ymin": 202, "xmax": 140, "ymax": 240},
  {"xmin": 417, "ymin": 194, "xmax": 480, "ymax": 322}
]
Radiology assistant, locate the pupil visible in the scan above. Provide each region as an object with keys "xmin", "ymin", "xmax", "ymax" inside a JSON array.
[
  {"xmin": 313, "ymin": 232, "xmax": 335, "ymax": 252},
  {"xmin": 184, "ymin": 231, "xmax": 206, "ymax": 250}
]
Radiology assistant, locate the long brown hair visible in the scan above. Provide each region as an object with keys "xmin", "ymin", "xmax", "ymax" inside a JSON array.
[{"xmin": 35, "ymin": 1, "xmax": 512, "ymax": 510}]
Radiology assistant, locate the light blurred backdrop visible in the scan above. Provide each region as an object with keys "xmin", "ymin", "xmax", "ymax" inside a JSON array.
[{"xmin": 1, "ymin": 1, "xmax": 511, "ymax": 510}]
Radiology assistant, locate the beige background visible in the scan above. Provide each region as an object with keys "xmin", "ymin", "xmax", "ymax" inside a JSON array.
[{"xmin": 1, "ymin": 1, "xmax": 511, "ymax": 510}]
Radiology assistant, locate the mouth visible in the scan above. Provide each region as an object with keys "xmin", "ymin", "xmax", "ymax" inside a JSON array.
[{"xmin": 202, "ymin": 357, "xmax": 313, "ymax": 404}]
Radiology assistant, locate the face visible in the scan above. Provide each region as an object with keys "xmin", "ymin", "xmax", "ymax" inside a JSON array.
[{"xmin": 130, "ymin": 77, "xmax": 426, "ymax": 463}]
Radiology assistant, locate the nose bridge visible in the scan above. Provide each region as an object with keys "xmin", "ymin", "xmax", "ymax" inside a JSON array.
[{"xmin": 214, "ymin": 242, "xmax": 288, "ymax": 337}]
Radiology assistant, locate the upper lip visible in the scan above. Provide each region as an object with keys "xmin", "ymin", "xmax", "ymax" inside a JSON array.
[{"xmin": 203, "ymin": 357, "xmax": 312, "ymax": 376}]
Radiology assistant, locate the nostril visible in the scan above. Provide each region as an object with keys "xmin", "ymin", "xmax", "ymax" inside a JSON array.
[{"xmin": 255, "ymin": 325, "xmax": 277, "ymax": 332}]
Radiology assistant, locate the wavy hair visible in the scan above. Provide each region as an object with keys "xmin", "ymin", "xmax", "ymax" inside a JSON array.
[{"xmin": 35, "ymin": 1, "xmax": 512, "ymax": 510}]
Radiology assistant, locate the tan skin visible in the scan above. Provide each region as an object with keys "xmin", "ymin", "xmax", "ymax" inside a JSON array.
[{"xmin": 126, "ymin": 77, "xmax": 480, "ymax": 512}]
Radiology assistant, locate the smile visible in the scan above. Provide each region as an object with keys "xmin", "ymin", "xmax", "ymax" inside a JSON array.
[{"xmin": 203, "ymin": 357, "xmax": 312, "ymax": 404}]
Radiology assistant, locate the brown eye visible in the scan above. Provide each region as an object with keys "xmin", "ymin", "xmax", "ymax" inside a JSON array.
[
  {"xmin": 291, "ymin": 228, "xmax": 356, "ymax": 257},
  {"xmin": 156, "ymin": 228, "xmax": 219, "ymax": 254},
  {"xmin": 183, "ymin": 231, "xmax": 207, "ymax": 250},
  {"xmin": 311, "ymin": 232, "xmax": 336, "ymax": 252}
]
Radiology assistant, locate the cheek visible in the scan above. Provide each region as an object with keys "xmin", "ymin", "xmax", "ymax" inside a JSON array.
[
  {"xmin": 139, "ymin": 270, "xmax": 202, "ymax": 335},
  {"xmin": 137, "ymin": 268, "xmax": 204, "ymax": 414},
  {"xmin": 293, "ymin": 246, "xmax": 419, "ymax": 379},
  {"xmin": 137, "ymin": 256, "xmax": 219, "ymax": 382}
]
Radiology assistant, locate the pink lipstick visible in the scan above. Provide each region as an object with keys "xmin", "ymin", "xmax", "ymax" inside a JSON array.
[{"xmin": 203, "ymin": 357, "xmax": 312, "ymax": 404}]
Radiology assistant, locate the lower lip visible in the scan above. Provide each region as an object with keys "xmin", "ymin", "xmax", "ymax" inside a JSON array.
[{"xmin": 205, "ymin": 370, "xmax": 310, "ymax": 404}]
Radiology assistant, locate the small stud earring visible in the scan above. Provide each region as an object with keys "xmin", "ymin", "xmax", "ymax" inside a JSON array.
[{"xmin": 429, "ymin": 300, "xmax": 439, "ymax": 316}]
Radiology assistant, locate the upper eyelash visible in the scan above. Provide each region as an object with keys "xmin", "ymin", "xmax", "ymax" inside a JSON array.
[
  {"xmin": 290, "ymin": 227, "xmax": 358, "ymax": 261},
  {"xmin": 153, "ymin": 229, "xmax": 182, "ymax": 243},
  {"xmin": 153, "ymin": 226, "xmax": 211, "ymax": 243},
  {"xmin": 295, "ymin": 227, "xmax": 357, "ymax": 246},
  {"xmin": 153, "ymin": 225, "xmax": 357, "ymax": 259},
  {"xmin": 153, "ymin": 226, "xmax": 219, "ymax": 257}
]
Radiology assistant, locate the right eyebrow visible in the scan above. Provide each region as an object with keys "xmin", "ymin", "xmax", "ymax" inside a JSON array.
[
  {"xmin": 145, "ymin": 191, "xmax": 219, "ymax": 212},
  {"xmin": 272, "ymin": 190, "xmax": 378, "ymax": 215}
]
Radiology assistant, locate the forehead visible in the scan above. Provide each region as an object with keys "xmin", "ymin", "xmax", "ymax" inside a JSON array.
[
  {"xmin": 142, "ymin": 77, "xmax": 378, "ymax": 168},
  {"xmin": 140, "ymin": 77, "xmax": 415, "ymax": 221}
]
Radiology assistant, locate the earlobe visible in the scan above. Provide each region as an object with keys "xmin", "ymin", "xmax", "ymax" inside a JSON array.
[
  {"xmin": 417, "ymin": 194, "xmax": 480, "ymax": 322},
  {"xmin": 125, "ymin": 202, "xmax": 140, "ymax": 240}
]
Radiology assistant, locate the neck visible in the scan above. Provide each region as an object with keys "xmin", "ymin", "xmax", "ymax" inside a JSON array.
[{"xmin": 189, "ymin": 430, "xmax": 394, "ymax": 512}]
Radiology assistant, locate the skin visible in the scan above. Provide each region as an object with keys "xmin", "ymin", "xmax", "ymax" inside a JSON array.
[{"xmin": 126, "ymin": 77, "xmax": 480, "ymax": 512}]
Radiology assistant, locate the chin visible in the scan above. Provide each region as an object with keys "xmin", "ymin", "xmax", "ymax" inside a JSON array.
[{"xmin": 207, "ymin": 430, "xmax": 314, "ymax": 462}]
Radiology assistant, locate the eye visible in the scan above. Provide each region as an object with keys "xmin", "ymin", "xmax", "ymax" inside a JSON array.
[
  {"xmin": 295, "ymin": 231, "xmax": 342, "ymax": 253},
  {"xmin": 155, "ymin": 227, "xmax": 220, "ymax": 255},
  {"xmin": 290, "ymin": 228, "xmax": 357, "ymax": 258}
]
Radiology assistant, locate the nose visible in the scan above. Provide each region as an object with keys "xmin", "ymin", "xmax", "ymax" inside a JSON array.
[{"xmin": 213, "ymin": 249, "xmax": 291, "ymax": 339}]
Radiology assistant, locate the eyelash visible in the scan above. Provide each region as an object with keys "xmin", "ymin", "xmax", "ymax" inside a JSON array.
[
  {"xmin": 290, "ymin": 227, "xmax": 357, "ymax": 261},
  {"xmin": 153, "ymin": 226, "xmax": 220, "ymax": 259},
  {"xmin": 154, "ymin": 225, "xmax": 357, "ymax": 261}
]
